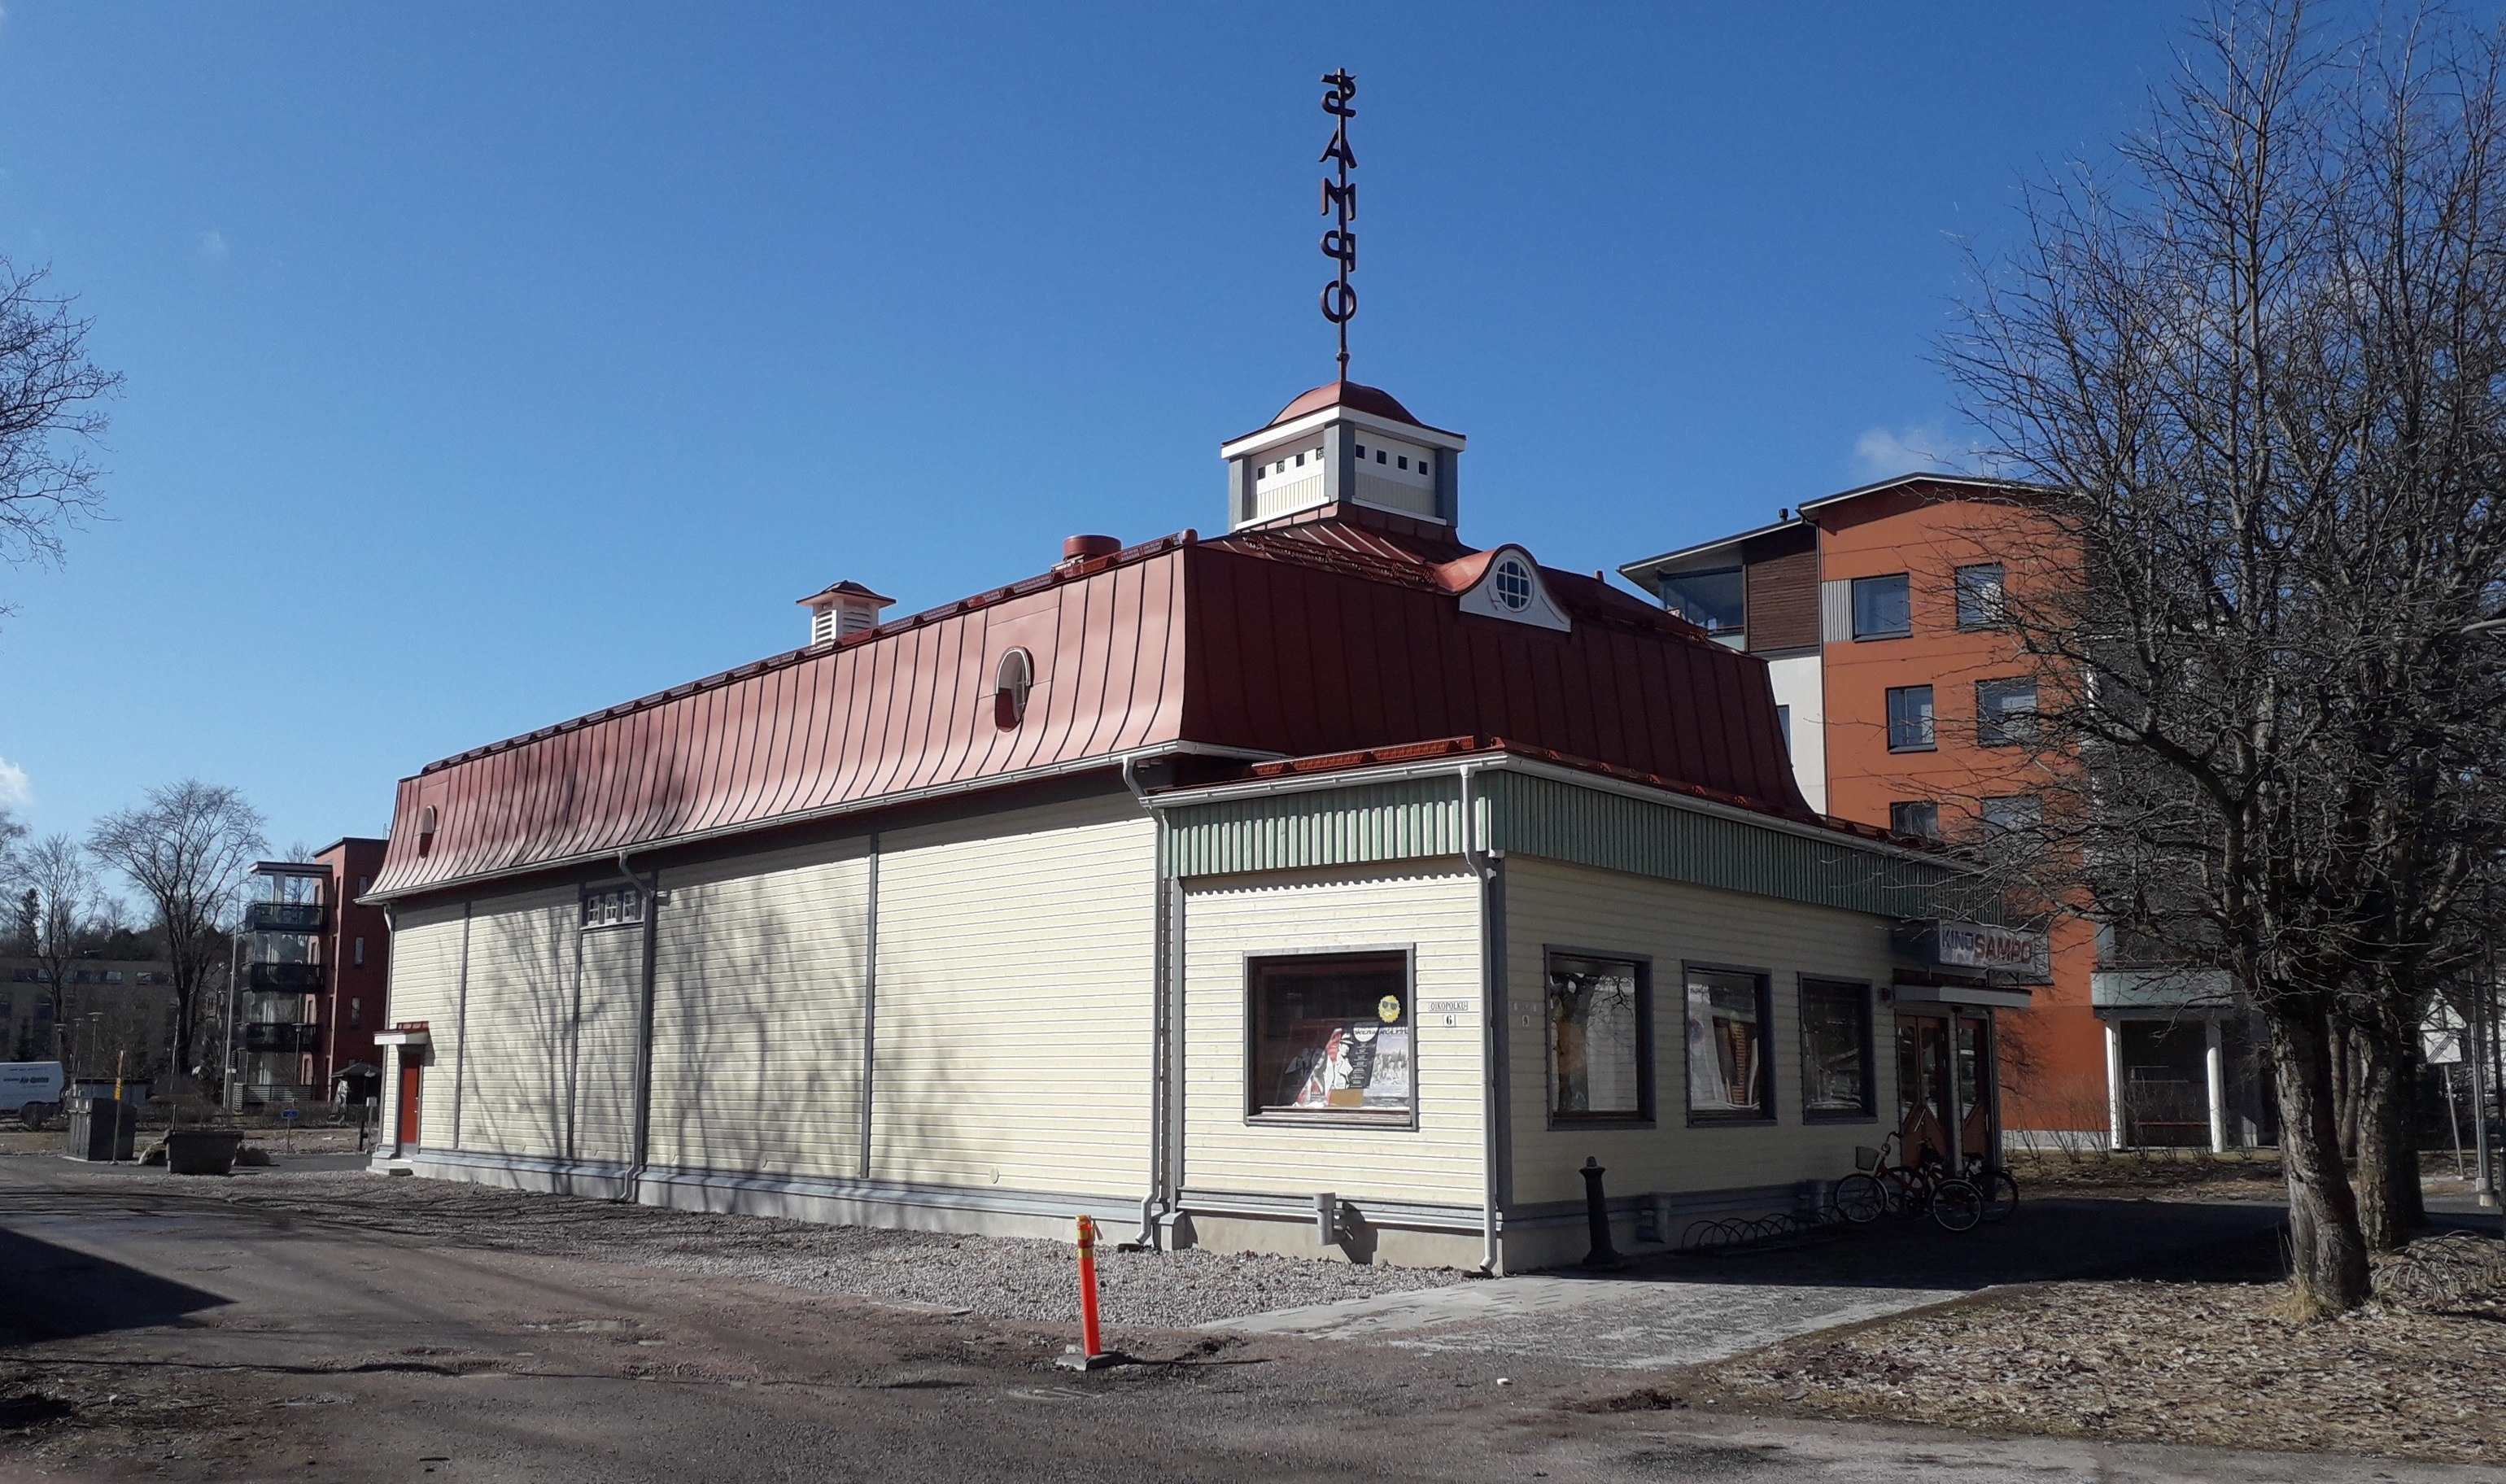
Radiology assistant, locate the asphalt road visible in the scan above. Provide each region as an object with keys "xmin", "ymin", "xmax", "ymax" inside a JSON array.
[{"xmin": 0, "ymin": 1158, "xmax": 2492, "ymax": 1484}]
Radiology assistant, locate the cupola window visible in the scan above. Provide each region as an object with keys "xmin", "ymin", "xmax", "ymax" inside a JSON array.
[{"xmin": 1492, "ymin": 556, "xmax": 1535, "ymax": 612}]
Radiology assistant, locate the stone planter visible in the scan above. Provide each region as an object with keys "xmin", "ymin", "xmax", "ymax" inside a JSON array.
[{"xmin": 164, "ymin": 1128, "xmax": 245, "ymax": 1176}]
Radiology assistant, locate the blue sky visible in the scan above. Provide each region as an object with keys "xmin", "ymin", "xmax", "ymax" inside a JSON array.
[{"xmin": 0, "ymin": 2, "xmax": 2193, "ymax": 858}]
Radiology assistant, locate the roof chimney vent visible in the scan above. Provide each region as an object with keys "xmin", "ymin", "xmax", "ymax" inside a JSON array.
[
  {"xmin": 796, "ymin": 580, "xmax": 896, "ymax": 647},
  {"xmin": 1062, "ymin": 534, "xmax": 1121, "ymax": 564}
]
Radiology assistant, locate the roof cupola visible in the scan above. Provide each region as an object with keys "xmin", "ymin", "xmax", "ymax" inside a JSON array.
[
  {"xmin": 797, "ymin": 580, "xmax": 895, "ymax": 646},
  {"xmin": 1220, "ymin": 381, "xmax": 1465, "ymax": 535}
]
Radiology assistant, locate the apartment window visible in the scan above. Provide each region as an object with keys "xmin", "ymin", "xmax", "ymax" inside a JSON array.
[
  {"xmin": 1685, "ymin": 967, "xmax": 1773, "ymax": 1120},
  {"xmin": 1775, "ymin": 705, "xmax": 1792, "ymax": 755},
  {"xmin": 351, "ymin": 997, "xmax": 363, "ymax": 1029},
  {"xmin": 1547, "ymin": 951, "xmax": 1651, "ymax": 1121},
  {"xmin": 1658, "ymin": 566, "xmax": 1744, "ymax": 635},
  {"xmin": 105, "ymin": 971, "xmax": 124, "ymax": 985},
  {"xmin": 1976, "ymin": 678, "xmax": 2038, "ymax": 747},
  {"xmin": 1889, "ymin": 801, "xmax": 1941, "ymax": 839},
  {"xmin": 1375, "ymin": 449, "xmax": 1386, "ymax": 463},
  {"xmin": 357, "ymin": 875, "xmax": 370, "ymax": 893},
  {"xmin": 1955, "ymin": 563, "xmax": 2007, "ymax": 629},
  {"xmin": 1885, "ymin": 685, "xmax": 1936, "ymax": 751},
  {"xmin": 1246, "ymin": 952, "xmax": 1413, "ymax": 1121},
  {"xmin": 1851, "ymin": 573, "xmax": 1911, "ymax": 639},
  {"xmin": 1800, "ymin": 979, "xmax": 1875, "ymax": 1119},
  {"xmin": 1397, "ymin": 456, "xmax": 1409, "ymax": 469},
  {"xmin": 581, "ymin": 884, "xmax": 644, "ymax": 930},
  {"xmin": 1980, "ymin": 793, "xmax": 2043, "ymax": 834},
  {"xmin": 354, "ymin": 936, "xmax": 367, "ymax": 968}
]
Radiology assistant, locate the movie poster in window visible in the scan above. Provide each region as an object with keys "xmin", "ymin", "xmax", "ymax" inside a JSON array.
[{"xmin": 1276, "ymin": 1020, "xmax": 1412, "ymax": 1111}]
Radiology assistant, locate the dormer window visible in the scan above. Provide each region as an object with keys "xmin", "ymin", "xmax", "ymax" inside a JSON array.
[
  {"xmin": 1492, "ymin": 556, "xmax": 1535, "ymax": 612},
  {"xmin": 994, "ymin": 648, "xmax": 1034, "ymax": 729}
]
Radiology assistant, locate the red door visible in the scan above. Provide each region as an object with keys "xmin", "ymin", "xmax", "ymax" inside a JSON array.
[{"xmin": 396, "ymin": 1062, "xmax": 422, "ymax": 1150}]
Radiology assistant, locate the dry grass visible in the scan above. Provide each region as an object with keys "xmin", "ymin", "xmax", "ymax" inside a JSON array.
[{"xmin": 1618, "ymin": 1232, "xmax": 2506, "ymax": 1464}]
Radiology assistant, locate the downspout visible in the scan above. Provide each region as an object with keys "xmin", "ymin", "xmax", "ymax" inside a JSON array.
[
  {"xmin": 1458, "ymin": 762, "xmax": 1502, "ymax": 1275},
  {"xmin": 1123, "ymin": 755, "xmax": 1172, "ymax": 1248},
  {"xmin": 614, "ymin": 849, "xmax": 661, "ymax": 1206}
]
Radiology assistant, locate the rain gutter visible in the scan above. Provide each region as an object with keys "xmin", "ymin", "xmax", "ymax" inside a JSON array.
[
  {"xmin": 1457, "ymin": 762, "xmax": 1504, "ymax": 1276},
  {"xmin": 613, "ymin": 849, "xmax": 661, "ymax": 1207},
  {"xmin": 1122, "ymin": 754, "xmax": 1175, "ymax": 1249}
]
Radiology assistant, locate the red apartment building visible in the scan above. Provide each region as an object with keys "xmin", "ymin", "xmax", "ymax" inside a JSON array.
[
  {"xmin": 1623, "ymin": 474, "xmax": 2268, "ymax": 1150},
  {"xmin": 235, "ymin": 837, "xmax": 391, "ymax": 1106}
]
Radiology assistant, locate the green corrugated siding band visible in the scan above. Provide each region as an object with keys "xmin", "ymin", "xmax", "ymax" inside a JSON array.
[{"xmin": 1162, "ymin": 770, "xmax": 1949, "ymax": 918}]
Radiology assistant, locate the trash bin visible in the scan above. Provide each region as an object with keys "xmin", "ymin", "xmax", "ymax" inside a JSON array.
[
  {"xmin": 63, "ymin": 1097, "xmax": 135, "ymax": 1162},
  {"xmin": 164, "ymin": 1128, "xmax": 245, "ymax": 1176}
]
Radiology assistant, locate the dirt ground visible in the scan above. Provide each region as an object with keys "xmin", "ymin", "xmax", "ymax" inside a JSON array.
[
  {"xmin": 1626, "ymin": 1231, "xmax": 2506, "ymax": 1465},
  {"xmin": 2005, "ymin": 1146, "xmax": 2495, "ymax": 1206}
]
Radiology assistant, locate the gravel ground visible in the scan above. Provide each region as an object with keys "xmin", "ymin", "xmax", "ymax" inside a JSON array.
[
  {"xmin": 147, "ymin": 1168, "xmax": 1472, "ymax": 1329},
  {"xmin": 1622, "ymin": 1233, "xmax": 2506, "ymax": 1464}
]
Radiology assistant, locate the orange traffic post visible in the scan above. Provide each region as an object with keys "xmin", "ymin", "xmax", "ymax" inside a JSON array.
[{"xmin": 1059, "ymin": 1214, "xmax": 1112, "ymax": 1370}]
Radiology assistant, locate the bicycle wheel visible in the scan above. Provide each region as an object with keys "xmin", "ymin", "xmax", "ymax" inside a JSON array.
[
  {"xmin": 1979, "ymin": 1168, "xmax": 2020, "ymax": 1223},
  {"xmin": 1932, "ymin": 1178, "xmax": 1984, "ymax": 1232},
  {"xmin": 1880, "ymin": 1169, "xmax": 1927, "ymax": 1220},
  {"xmin": 1832, "ymin": 1172, "xmax": 1887, "ymax": 1224}
]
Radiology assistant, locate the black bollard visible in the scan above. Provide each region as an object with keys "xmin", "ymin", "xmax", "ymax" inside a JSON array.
[{"xmin": 1580, "ymin": 1156, "xmax": 1626, "ymax": 1271}]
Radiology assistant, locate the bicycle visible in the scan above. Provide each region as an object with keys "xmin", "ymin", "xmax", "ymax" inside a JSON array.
[
  {"xmin": 1960, "ymin": 1150, "xmax": 2021, "ymax": 1223},
  {"xmin": 1833, "ymin": 1131, "xmax": 1988, "ymax": 1232}
]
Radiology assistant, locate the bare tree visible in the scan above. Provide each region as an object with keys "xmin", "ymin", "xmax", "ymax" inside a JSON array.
[
  {"xmin": 17, "ymin": 835, "xmax": 104, "ymax": 1067},
  {"xmin": 1947, "ymin": 2, "xmax": 2506, "ymax": 1312},
  {"xmin": 0, "ymin": 256, "xmax": 121, "ymax": 614},
  {"xmin": 87, "ymin": 782, "xmax": 265, "ymax": 1084}
]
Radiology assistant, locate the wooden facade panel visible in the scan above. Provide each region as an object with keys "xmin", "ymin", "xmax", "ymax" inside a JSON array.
[
  {"xmin": 385, "ymin": 901, "xmax": 467, "ymax": 1150},
  {"xmin": 1744, "ymin": 545, "xmax": 1821, "ymax": 653},
  {"xmin": 648, "ymin": 844, "xmax": 872, "ymax": 1179},
  {"xmin": 571, "ymin": 928, "xmax": 642, "ymax": 1164},
  {"xmin": 869, "ymin": 797, "xmax": 1155, "ymax": 1196},
  {"xmin": 1180, "ymin": 863, "xmax": 1486, "ymax": 1206},
  {"xmin": 453, "ymin": 889, "xmax": 577, "ymax": 1159},
  {"xmin": 1501, "ymin": 857, "xmax": 1901, "ymax": 1207}
]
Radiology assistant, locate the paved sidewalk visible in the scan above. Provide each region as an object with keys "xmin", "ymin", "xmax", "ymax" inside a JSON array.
[{"xmin": 1209, "ymin": 1196, "xmax": 2294, "ymax": 1368}]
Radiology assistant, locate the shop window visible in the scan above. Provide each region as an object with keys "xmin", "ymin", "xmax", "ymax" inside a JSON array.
[
  {"xmin": 1246, "ymin": 952, "xmax": 1413, "ymax": 1122},
  {"xmin": 1955, "ymin": 563, "xmax": 2007, "ymax": 629},
  {"xmin": 1546, "ymin": 951, "xmax": 1651, "ymax": 1122},
  {"xmin": 1685, "ymin": 967, "xmax": 1773, "ymax": 1120},
  {"xmin": 1885, "ymin": 685, "xmax": 1936, "ymax": 751},
  {"xmin": 1851, "ymin": 574, "xmax": 1911, "ymax": 639},
  {"xmin": 1889, "ymin": 801, "xmax": 1941, "ymax": 840},
  {"xmin": 1976, "ymin": 678, "xmax": 2038, "ymax": 746},
  {"xmin": 1800, "ymin": 979, "xmax": 1874, "ymax": 1119}
]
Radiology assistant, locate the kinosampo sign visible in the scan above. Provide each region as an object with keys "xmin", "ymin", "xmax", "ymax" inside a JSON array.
[{"xmin": 1896, "ymin": 919, "xmax": 2052, "ymax": 983}]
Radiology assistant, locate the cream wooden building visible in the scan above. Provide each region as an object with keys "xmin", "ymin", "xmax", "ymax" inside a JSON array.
[{"xmin": 370, "ymin": 382, "xmax": 2016, "ymax": 1271}]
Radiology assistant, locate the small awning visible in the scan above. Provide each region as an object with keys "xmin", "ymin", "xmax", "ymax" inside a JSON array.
[
  {"xmin": 373, "ymin": 1025, "xmax": 430, "ymax": 1047},
  {"xmin": 1892, "ymin": 980, "xmax": 2033, "ymax": 1011}
]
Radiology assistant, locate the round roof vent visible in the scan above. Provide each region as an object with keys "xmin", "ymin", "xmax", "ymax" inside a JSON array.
[{"xmin": 1063, "ymin": 535, "xmax": 1120, "ymax": 562}]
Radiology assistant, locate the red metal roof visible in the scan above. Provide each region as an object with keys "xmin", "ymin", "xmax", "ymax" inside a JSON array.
[
  {"xmin": 1231, "ymin": 380, "xmax": 1463, "ymax": 444},
  {"xmin": 370, "ymin": 509, "xmax": 1808, "ymax": 899}
]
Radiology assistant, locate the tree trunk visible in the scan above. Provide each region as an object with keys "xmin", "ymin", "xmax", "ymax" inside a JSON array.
[
  {"xmin": 2330, "ymin": 1024, "xmax": 2360, "ymax": 1160},
  {"xmin": 2270, "ymin": 999, "xmax": 2372, "ymax": 1313},
  {"xmin": 2353, "ymin": 1015, "xmax": 2425, "ymax": 1250}
]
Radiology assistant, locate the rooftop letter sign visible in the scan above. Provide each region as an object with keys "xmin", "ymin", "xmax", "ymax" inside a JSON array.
[{"xmin": 1319, "ymin": 68, "xmax": 1357, "ymax": 379}]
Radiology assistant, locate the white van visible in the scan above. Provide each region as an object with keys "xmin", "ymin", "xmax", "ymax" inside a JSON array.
[{"xmin": 0, "ymin": 1062, "xmax": 65, "ymax": 1127}]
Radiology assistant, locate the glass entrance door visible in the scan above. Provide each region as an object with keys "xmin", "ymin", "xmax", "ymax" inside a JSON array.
[{"xmin": 1896, "ymin": 1014, "xmax": 1954, "ymax": 1167}]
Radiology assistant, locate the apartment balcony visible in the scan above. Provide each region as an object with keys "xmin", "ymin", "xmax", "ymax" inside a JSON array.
[
  {"xmin": 247, "ymin": 961, "xmax": 325, "ymax": 993},
  {"xmin": 2090, "ymin": 967, "xmax": 2237, "ymax": 1015},
  {"xmin": 242, "ymin": 1022, "xmax": 321, "ymax": 1054},
  {"xmin": 246, "ymin": 901, "xmax": 325, "ymax": 934}
]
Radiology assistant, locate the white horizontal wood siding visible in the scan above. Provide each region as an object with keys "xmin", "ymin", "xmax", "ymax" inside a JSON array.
[
  {"xmin": 454, "ymin": 887, "xmax": 577, "ymax": 1159},
  {"xmin": 571, "ymin": 925, "xmax": 641, "ymax": 1164},
  {"xmin": 1181, "ymin": 862, "xmax": 1485, "ymax": 1207},
  {"xmin": 386, "ymin": 901, "xmax": 466, "ymax": 1148},
  {"xmin": 648, "ymin": 840, "xmax": 872, "ymax": 1179},
  {"xmin": 869, "ymin": 797, "xmax": 1155, "ymax": 1198},
  {"xmin": 1503, "ymin": 856, "xmax": 1901, "ymax": 1207}
]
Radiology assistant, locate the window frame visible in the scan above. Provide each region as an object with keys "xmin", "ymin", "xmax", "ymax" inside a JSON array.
[
  {"xmin": 1240, "ymin": 946, "xmax": 1421, "ymax": 1131},
  {"xmin": 1888, "ymin": 800, "xmax": 1941, "ymax": 840},
  {"xmin": 1850, "ymin": 573, "xmax": 1913, "ymax": 640},
  {"xmin": 1954, "ymin": 562, "xmax": 2007, "ymax": 630},
  {"xmin": 1975, "ymin": 677, "xmax": 2039, "ymax": 748},
  {"xmin": 1797, "ymin": 976, "xmax": 1877, "ymax": 1123},
  {"xmin": 1542, "ymin": 945, "xmax": 1655, "ymax": 1128},
  {"xmin": 1884, "ymin": 683, "xmax": 1936, "ymax": 753},
  {"xmin": 579, "ymin": 883, "xmax": 646, "ymax": 932},
  {"xmin": 1979, "ymin": 792, "xmax": 2044, "ymax": 835},
  {"xmin": 1680, "ymin": 961, "xmax": 1778, "ymax": 1126}
]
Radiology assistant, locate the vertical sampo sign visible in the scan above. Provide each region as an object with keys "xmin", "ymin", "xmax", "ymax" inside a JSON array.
[{"xmin": 1896, "ymin": 919, "xmax": 2052, "ymax": 983}]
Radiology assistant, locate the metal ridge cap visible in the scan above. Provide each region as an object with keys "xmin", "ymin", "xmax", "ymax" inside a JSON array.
[
  {"xmin": 364, "ymin": 739, "xmax": 1276, "ymax": 906},
  {"xmin": 417, "ymin": 534, "xmax": 1202, "ymax": 776}
]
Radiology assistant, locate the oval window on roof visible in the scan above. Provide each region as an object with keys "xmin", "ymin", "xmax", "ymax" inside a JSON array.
[
  {"xmin": 1492, "ymin": 556, "xmax": 1535, "ymax": 613},
  {"xmin": 994, "ymin": 648, "xmax": 1034, "ymax": 730}
]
